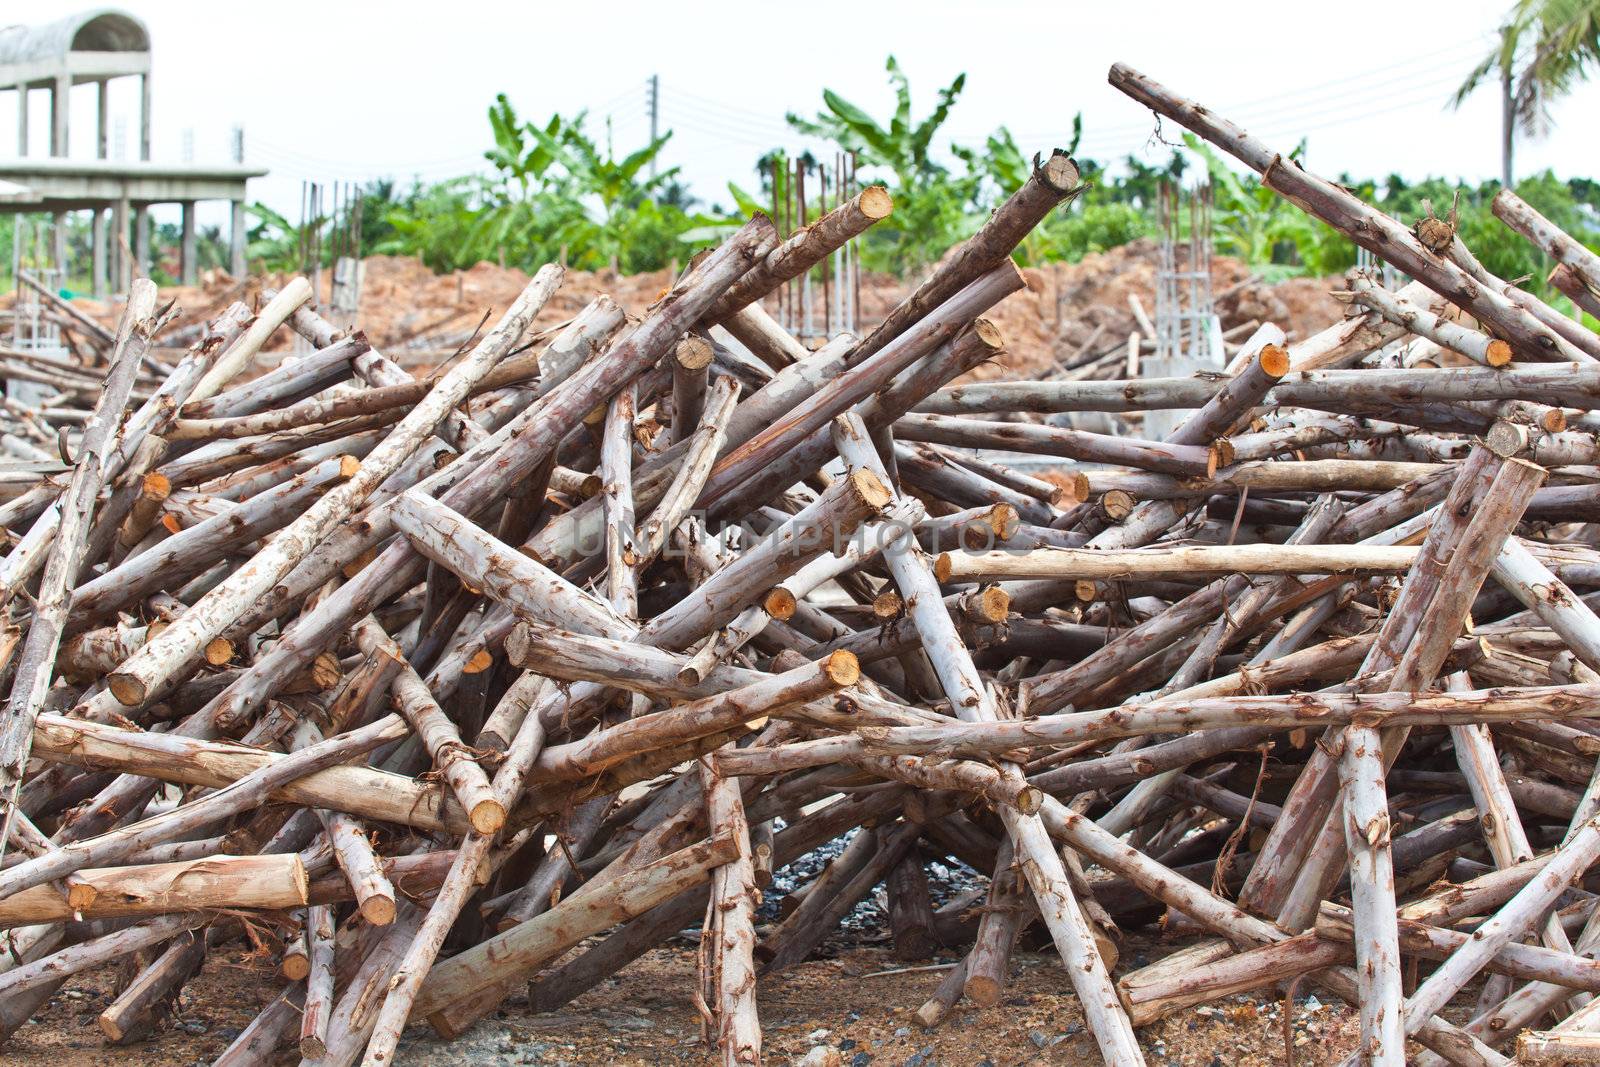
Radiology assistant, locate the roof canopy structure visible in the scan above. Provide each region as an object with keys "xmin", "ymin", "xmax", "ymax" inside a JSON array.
[{"xmin": 0, "ymin": 9, "xmax": 151, "ymax": 88}]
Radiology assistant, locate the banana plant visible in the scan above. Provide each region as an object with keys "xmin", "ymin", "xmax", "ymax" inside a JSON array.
[
  {"xmin": 484, "ymin": 94, "xmax": 564, "ymax": 199},
  {"xmin": 1183, "ymin": 133, "xmax": 1351, "ymax": 277},
  {"xmin": 246, "ymin": 202, "xmax": 323, "ymax": 274},
  {"xmin": 787, "ymin": 56, "xmax": 964, "ymax": 186},
  {"xmin": 786, "ymin": 57, "xmax": 977, "ymax": 271}
]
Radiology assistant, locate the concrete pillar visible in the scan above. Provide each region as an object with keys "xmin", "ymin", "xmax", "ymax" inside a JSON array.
[
  {"xmin": 16, "ymin": 84, "xmax": 26, "ymax": 156},
  {"xmin": 91, "ymin": 210, "xmax": 108, "ymax": 298},
  {"xmin": 96, "ymin": 80, "xmax": 108, "ymax": 159},
  {"xmin": 181, "ymin": 202, "xmax": 197, "ymax": 286},
  {"xmin": 230, "ymin": 199, "xmax": 246, "ymax": 278},
  {"xmin": 133, "ymin": 205, "xmax": 150, "ymax": 279},
  {"xmin": 112, "ymin": 198, "xmax": 129, "ymax": 293},
  {"xmin": 50, "ymin": 74, "xmax": 67, "ymax": 157},
  {"xmin": 51, "ymin": 213, "xmax": 66, "ymax": 286},
  {"xmin": 138, "ymin": 73, "xmax": 151, "ymax": 161}
]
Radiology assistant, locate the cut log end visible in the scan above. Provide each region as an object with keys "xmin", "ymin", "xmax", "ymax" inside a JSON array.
[
  {"xmin": 971, "ymin": 317, "xmax": 1004, "ymax": 352},
  {"xmin": 964, "ymin": 974, "xmax": 1003, "ymax": 1008},
  {"xmin": 849, "ymin": 468, "xmax": 894, "ymax": 511},
  {"xmin": 764, "ymin": 587, "xmax": 797, "ymax": 620},
  {"xmin": 1100, "ymin": 489, "xmax": 1136, "ymax": 521},
  {"xmin": 1038, "ymin": 151, "xmax": 1081, "ymax": 193},
  {"xmin": 1485, "ymin": 420, "xmax": 1531, "ymax": 458},
  {"xmin": 933, "ymin": 553, "xmax": 954, "ymax": 583},
  {"xmin": 360, "ymin": 894, "xmax": 399, "ymax": 926},
  {"xmin": 338, "ymin": 454, "xmax": 362, "ymax": 479},
  {"xmin": 469, "ymin": 799, "xmax": 509, "ymax": 836},
  {"xmin": 204, "ymin": 637, "xmax": 235, "ymax": 666},
  {"xmin": 859, "ymin": 185, "xmax": 894, "ymax": 220},
  {"xmin": 673, "ymin": 334, "xmax": 715, "ymax": 370},
  {"xmin": 464, "ymin": 649, "xmax": 494, "ymax": 675},
  {"xmin": 300, "ymin": 1035, "xmax": 329, "ymax": 1060},
  {"xmin": 108, "ymin": 672, "xmax": 147, "ymax": 707},
  {"xmin": 972, "ymin": 586, "xmax": 1011, "ymax": 624},
  {"xmin": 1485, "ymin": 339, "xmax": 1514, "ymax": 367},
  {"xmin": 1257, "ymin": 343, "xmax": 1290, "ymax": 378},
  {"xmin": 872, "ymin": 591, "xmax": 902, "ymax": 619},
  {"xmin": 280, "ymin": 954, "xmax": 310, "ymax": 981},
  {"xmin": 824, "ymin": 650, "xmax": 861, "ymax": 688}
]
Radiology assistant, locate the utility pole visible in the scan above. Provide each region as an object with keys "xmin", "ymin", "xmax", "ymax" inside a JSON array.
[{"xmin": 648, "ymin": 74, "xmax": 659, "ymax": 176}]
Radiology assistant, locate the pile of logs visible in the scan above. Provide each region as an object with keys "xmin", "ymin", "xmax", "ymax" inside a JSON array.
[
  {"xmin": 10, "ymin": 63, "xmax": 1600, "ymax": 1067},
  {"xmin": 0, "ymin": 270, "xmax": 184, "ymax": 470}
]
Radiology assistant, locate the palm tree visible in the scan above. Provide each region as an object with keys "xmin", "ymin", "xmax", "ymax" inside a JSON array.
[{"xmin": 1454, "ymin": 0, "xmax": 1600, "ymax": 188}]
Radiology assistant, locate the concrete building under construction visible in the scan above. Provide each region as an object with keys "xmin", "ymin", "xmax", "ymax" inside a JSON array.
[{"xmin": 0, "ymin": 7, "xmax": 265, "ymax": 294}]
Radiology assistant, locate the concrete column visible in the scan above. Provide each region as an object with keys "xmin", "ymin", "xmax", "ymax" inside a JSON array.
[
  {"xmin": 15, "ymin": 84, "xmax": 26, "ymax": 156},
  {"xmin": 133, "ymin": 205, "xmax": 149, "ymax": 280},
  {"xmin": 230, "ymin": 199, "xmax": 246, "ymax": 278},
  {"xmin": 181, "ymin": 202, "xmax": 197, "ymax": 285},
  {"xmin": 51, "ymin": 213, "xmax": 66, "ymax": 286},
  {"xmin": 50, "ymin": 74, "xmax": 67, "ymax": 157},
  {"xmin": 112, "ymin": 198, "xmax": 129, "ymax": 293},
  {"xmin": 138, "ymin": 73, "xmax": 151, "ymax": 161},
  {"xmin": 91, "ymin": 209, "xmax": 108, "ymax": 298},
  {"xmin": 96, "ymin": 79, "xmax": 108, "ymax": 159}
]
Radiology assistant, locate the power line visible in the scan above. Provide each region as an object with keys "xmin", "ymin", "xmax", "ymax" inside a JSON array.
[
  {"xmin": 937, "ymin": 38, "xmax": 1486, "ymax": 146},
  {"xmin": 1072, "ymin": 68, "xmax": 1473, "ymax": 160}
]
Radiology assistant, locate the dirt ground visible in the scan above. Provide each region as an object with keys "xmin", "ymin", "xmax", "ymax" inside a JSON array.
[
  {"xmin": 37, "ymin": 240, "xmax": 1342, "ymax": 387},
  {"xmin": 7, "ymin": 929, "xmax": 1383, "ymax": 1067}
]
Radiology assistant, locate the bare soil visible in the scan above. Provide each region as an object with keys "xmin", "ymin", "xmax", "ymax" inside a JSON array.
[
  {"xmin": 40, "ymin": 241, "xmax": 1341, "ymax": 386},
  {"xmin": 8, "ymin": 931, "xmax": 1374, "ymax": 1066}
]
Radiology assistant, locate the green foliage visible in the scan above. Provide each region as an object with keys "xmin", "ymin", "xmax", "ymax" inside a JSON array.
[
  {"xmin": 250, "ymin": 52, "xmax": 1600, "ymax": 300},
  {"xmin": 373, "ymin": 178, "xmax": 499, "ymax": 272},
  {"xmin": 368, "ymin": 97, "xmax": 722, "ymax": 274},
  {"xmin": 1182, "ymin": 134, "xmax": 1355, "ymax": 278},
  {"xmin": 788, "ymin": 56, "xmax": 980, "ymax": 272},
  {"xmin": 246, "ymin": 201, "xmax": 316, "ymax": 274}
]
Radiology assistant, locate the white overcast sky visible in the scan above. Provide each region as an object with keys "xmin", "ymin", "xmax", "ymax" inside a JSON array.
[{"xmin": 14, "ymin": 0, "xmax": 1599, "ymax": 232}]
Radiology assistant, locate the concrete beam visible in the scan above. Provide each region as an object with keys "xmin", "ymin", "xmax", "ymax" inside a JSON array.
[
  {"xmin": 15, "ymin": 84, "xmax": 25, "ymax": 157},
  {"xmin": 0, "ymin": 53, "xmax": 151, "ymax": 89},
  {"xmin": 0, "ymin": 164, "xmax": 263, "ymax": 206}
]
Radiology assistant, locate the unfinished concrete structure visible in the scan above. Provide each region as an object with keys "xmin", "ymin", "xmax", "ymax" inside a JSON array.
[{"xmin": 0, "ymin": 8, "xmax": 265, "ymax": 293}]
